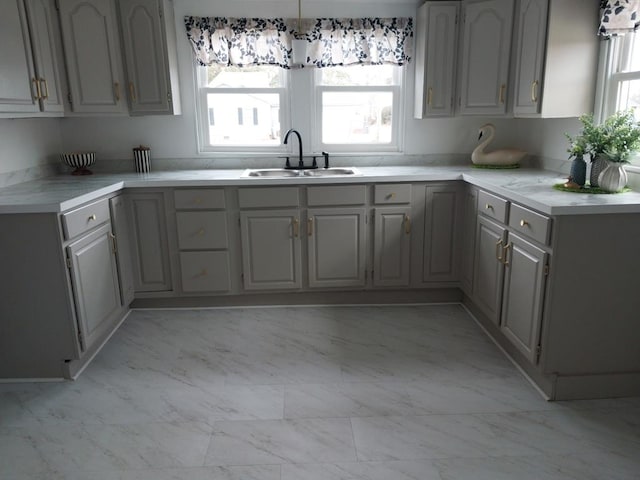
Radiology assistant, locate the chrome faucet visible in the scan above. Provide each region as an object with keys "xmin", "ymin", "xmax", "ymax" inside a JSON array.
[{"xmin": 283, "ymin": 128, "xmax": 317, "ymax": 169}]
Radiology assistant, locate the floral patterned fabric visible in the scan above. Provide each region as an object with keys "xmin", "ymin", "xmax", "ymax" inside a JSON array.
[
  {"xmin": 299, "ymin": 18, "xmax": 413, "ymax": 67},
  {"xmin": 600, "ymin": 0, "xmax": 640, "ymax": 36},
  {"xmin": 184, "ymin": 17, "xmax": 293, "ymax": 68},
  {"xmin": 184, "ymin": 16, "xmax": 413, "ymax": 68}
]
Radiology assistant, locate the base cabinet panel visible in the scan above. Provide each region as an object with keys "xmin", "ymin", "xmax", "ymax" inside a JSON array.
[
  {"xmin": 374, "ymin": 207, "xmax": 411, "ymax": 287},
  {"xmin": 240, "ymin": 210, "xmax": 301, "ymax": 290},
  {"xmin": 472, "ymin": 215, "xmax": 506, "ymax": 324},
  {"xmin": 179, "ymin": 251, "xmax": 230, "ymax": 293},
  {"xmin": 67, "ymin": 223, "xmax": 121, "ymax": 352}
]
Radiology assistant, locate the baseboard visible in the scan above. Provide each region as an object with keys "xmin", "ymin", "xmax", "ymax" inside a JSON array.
[{"xmin": 554, "ymin": 372, "xmax": 640, "ymax": 400}]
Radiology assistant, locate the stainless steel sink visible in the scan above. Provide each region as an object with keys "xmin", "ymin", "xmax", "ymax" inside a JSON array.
[
  {"xmin": 242, "ymin": 169, "xmax": 302, "ymax": 177},
  {"xmin": 303, "ymin": 167, "xmax": 360, "ymax": 176}
]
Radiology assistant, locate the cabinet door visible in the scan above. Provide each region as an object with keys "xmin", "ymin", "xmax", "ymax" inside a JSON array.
[
  {"xmin": 459, "ymin": 0, "xmax": 514, "ymax": 115},
  {"xmin": 512, "ymin": 0, "xmax": 548, "ymax": 116},
  {"xmin": 240, "ymin": 210, "xmax": 302, "ymax": 290},
  {"xmin": 422, "ymin": 184, "xmax": 462, "ymax": 283},
  {"xmin": 472, "ymin": 215, "xmax": 506, "ymax": 324},
  {"xmin": 500, "ymin": 232, "xmax": 548, "ymax": 363},
  {"xmin": 374, "ymin": 207, "xmax": 411, "ymax": 287},
  {"xmin": 127, "ymin": 192, "xmax": 172, "ymax": 292},
  {"xmin": 308, "ymin": 208, "xmax": 366, "ymax": 288},
  {"xmin": 24, "ymin": 0, "xmax": 65, "ymax": 113},
  {"xmin": 117, "ymin": 0, "xmax": 176, "ymax": 114},
  {"xmin": 58, "ymin": 0, "xmax": 127, "ymax": 113},
  {"xmin": 461, "ymin": 185, "xmax": 478, "ymax": 295},
  {"xmin": 109, "ymin": 195, "xmax": 135, "ymax": 306},
  {"xmin": 414, "ymin": 1, "xmax": 459, "ymax": 118},
  {"xmin": 67, "ymin": 223, "xmax": 121, "ymax": 352},
  {"xmin": 0, "ymin": 0, "xmax": 39, "ymax": 113}
]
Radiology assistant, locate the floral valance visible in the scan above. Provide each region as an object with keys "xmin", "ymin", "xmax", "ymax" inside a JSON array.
[
  {"xmin": 184, "ymin": 16, "xmax": 413, "ymax": 68},
  {"xmin": 184, "ymin": 17, "xmax": 292, "ymax": 68},
  {"xmin": 600, "ymin": 0, "xmax": 640, "ymax": 36}
]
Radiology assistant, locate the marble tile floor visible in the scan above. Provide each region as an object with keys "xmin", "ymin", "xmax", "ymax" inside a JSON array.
[{"xmin": 1, "ymin": 304, "xmax": 639, "ymax": 479}]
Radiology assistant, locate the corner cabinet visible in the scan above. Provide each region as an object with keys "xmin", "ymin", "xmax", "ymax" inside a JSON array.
[
  {"xmin": 414, "ymin": 1, "xmax": 459, "ymax": 118},
  {"xmin": 458, "ymin": 0, "xmax": 514, "ymax": 115},
  {"xmin": 58, "ymin": 0, "xmax": 128, "ymax": 114},
  {"xmin": 0, "ymin": 0, "xmax": 64, "ymax": 114},
  {"xmin": 512, "ymin": 0, "xmax": 599, "ymax": 118},
  {"xmin": 116, "ymin": 0, "xmax": 181, "ymax": 115}
]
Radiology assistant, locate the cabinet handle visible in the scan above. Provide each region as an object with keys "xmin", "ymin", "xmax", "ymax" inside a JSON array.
[
  {"xmin": 32, "ymin": 78, "xmax": 41, "ymax": 100},
  {"xmin": 114, "ymin": 82, "xmax": 120, "ymax": 102},
  {"xmin": 386, "ymin": 192, "xmax": 396, "ymax": 200},
  {"xmin": 499, "ymin": 84, "xmax": 506, "ymax": 104},
  {"xmin": 531, "ymin": 80, "xmax": 538, "ymax": 103},
  {"xmin": 485, "ymin": 203, "xmax": 493, "ymax": 211},
  {"xmin": 495, "ymin": 239, "xmax": 504, "ymax": 262},
  {"xmin": 39, "ymin": 78, "xmax": 49, "ymax": 100},
  {"xmin": 427, "ymin": 86, "xmax": 433, "ymax": 107},
  {"xmin": 129, "ymin": 82, "xmax": 136, "ymax": 102},
  {"xmin": 109, "ymin": 232, "xmax": 117, "ymax": 254},
  {"xmin": 292, "ymin": 218, "xmax": 299, "ymax": 237},
  {"xmin": 520, "ymin": 219, "xmax": 529, "ymax": 227},
  {"xmin": 404, "ymin": 214, "xmax": 411, "ymax": 234},
  {"xmin": 307, "ymin": 217, "xmax": 313, "ymax": 237},
  {"xmin": 88, "ymin": 214, "xmax": 97, "ymax": 221},
  {"xmin": 503, "ymin": 242, "xmax": 512, "ymax": 267}
]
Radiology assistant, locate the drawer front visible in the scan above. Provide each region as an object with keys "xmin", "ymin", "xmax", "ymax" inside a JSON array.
[
  {"xmin": 508, "ymin": 203, "xmax": 551, "ymax": 245},
  {"xmin": 477, "ymin": 190, "xmax": 509, "ymax": 224},
  {"xmin": 179, "ymin": 251, "xmax": 230, "ymax": 292},
  {"xmin": 239, "ymin": 187, "xmax": 299, "ymax": 208},
  {"xmin": 62, "ymin": 198, "xmax": 111, "ymax": 239},
  {"xmin": 174, "ymin": 189, "xmax": 226, "ymax": 210},
  {"xmin": 374, "ymin": 184, "xmax": 412, "ymax": 204},
  {"xmin": 176, "ymin": 211, "xmax": 228, "ymax": 250},
  {"xmin": 307, "ymin": 185, "xmax": 366, "ymax": 206}
]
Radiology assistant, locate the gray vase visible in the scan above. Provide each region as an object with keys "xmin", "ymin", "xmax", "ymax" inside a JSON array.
[
  {"xmin": 569, "ymin": 156, "xmax": 587, "ymax": 187},
  {"xmin": 590, "ymin": 154, "xmax": 608, "ymax": 187}
]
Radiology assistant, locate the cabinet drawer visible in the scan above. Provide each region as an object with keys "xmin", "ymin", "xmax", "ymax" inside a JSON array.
[
  {"xmin": 179, "ymin": 251, "xmax": 230, "ymax": 292},
  {"xmin": 508, "ymin": 204, "xmax": 551, "ymax": 245},
  {"xmin": 62, "ymin": 198, "xmax": 110, "ymax": 240},
  {"xmin": 239, "ymin": 187, "xmax": 299, "ymax": 208},
  {"xmin": 174, "ymin": 189, "xmax": 225, "ymax": 210},
  {"xmin": 307, "ymin": 185, "xmax": 366, "ymax": 206},
  {"xmin": 374, "ymin": 184, "xmax": 412, "ymax": 204},
  {"xmin": 176, "ymin": 212, "xmax": 228, "ymax": 250},
  {"xmin": 477, "ymin": 190, "xmax": 509, "ymax": 224}
]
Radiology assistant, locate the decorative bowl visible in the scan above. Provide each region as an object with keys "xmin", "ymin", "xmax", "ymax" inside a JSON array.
[{"xmin": 61, "ymin": 152, "xmax": 95, "ymax": 175}]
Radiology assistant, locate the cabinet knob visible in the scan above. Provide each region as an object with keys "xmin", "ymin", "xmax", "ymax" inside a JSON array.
[
  {"xmin": 197, "ymin": 228, "xmax": 205, "ymax": 236},
  {"xmin": 386, "ymin": 192, "xmax": 396, "ymax": 200},
  {"xmin": 520, "ymin": 219, "xmax": 529, "ymax": 227},
  {"xmin": 485, "ymin": 203, "xmax": 493, "ymax": 211},
  {"xmin": 194, "ymin": 198, "xmax": 202, "ymax": 205},
  {"xmin": 88, "ymin": 214, "xmax": 97, "ymax": 221}
]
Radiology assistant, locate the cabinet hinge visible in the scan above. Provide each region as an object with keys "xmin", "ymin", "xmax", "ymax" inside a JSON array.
[
  {"xmin": 238, "ymin": 217, "xmax": 241, "ymax": 227},
  {"xmin": 66, "ymin": 257, "xmax": 72, "ymax": 269},
  {"xmin": 167, "ymin": 92, "xmax": 172, "ymax": 103},
  {"xmin": 67, "ymin": 91, "xmax": 73, "ymax": 105},
  {"xmin": 54, "ymin": 0, "xmax": 60, "ymax": 11},
  {"xmin": 544, "ymin": 264, "xmax": 550, "ymax": 276},
  {"xmin": 535, "ymin": 344, "xmax": 542, "ymax": 362},
  {"xmin": 371, "ymin": 269, "xmax": 374, "ymax": 280}
]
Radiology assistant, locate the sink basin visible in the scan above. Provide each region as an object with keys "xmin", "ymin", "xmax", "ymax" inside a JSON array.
[
  {"xmin": 303, "ymin": 167, "xmax": 361, "ymax": 176},
  {"xmin": 242, "ymin": 169, "xmax": 302, "ymax": 177}
]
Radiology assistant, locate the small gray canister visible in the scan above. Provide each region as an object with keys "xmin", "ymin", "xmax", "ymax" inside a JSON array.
[{"xmin": 133, "ymin": 145, "xmax": 151, "ymax": 173}]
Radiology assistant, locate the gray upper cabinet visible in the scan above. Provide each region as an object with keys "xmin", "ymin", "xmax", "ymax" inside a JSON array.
[
  {"xmin": 127, "ymin": 191, "xmax": 173, "ymax": 292},
  {"xmin": 0, "ymin": 0, "xmax": 64, "ymax": 114},
  {"xmin": 66, "ymin": 222, "xmax": 122, "ymax": 352},
  {"xmin": 58, "ymin": 0, "xmax": 128, "ymax": 114},
  {"xmin": 512, "ymin": 0, "xmax": 599, "ymax": 118},
  {"xmin": 116, "ymin": 0, "xmax": 181, "ymax": 115},
  {"xmin": 459, "ymin": 0, "xmax": 514, "ymax": 116},
  {"xmin": 240, "ymin": 209, "xmax": 302, "ymax": 291},
  {"xmin": 373, "ymin": 207, "xmax": 411, "ymax": 287},
  {"xmin": 307, "ymin": 208, "xmax": 367, "ymax": 288},
  {"xmin": 414, "ymin": 1, "xmax": 459, "ymax": 118},
  {"xmin": 500, "ymin": 232, "xmax": 548, "ymax": 363}
]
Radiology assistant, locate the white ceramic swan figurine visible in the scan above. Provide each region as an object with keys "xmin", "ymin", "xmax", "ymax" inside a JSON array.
[{"xmin": 471, "ymin": 123, "xmax": 527, "ymax": 166}]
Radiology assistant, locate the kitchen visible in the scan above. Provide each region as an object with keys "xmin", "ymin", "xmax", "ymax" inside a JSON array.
[{"xmin": 1, "ymin": 0, "xmax": 640, "ymax": 478}]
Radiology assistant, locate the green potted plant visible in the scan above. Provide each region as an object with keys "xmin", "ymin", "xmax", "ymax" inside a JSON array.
[
  {"xmin": 579, "ymin": 110, "xmax": 640, "ymax": 189},
  {"xmin": 565, "ymin": 132, "xmax": 588, "ymax": 187}
]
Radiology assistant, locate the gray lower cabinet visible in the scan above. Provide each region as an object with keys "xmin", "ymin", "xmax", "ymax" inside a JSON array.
[
  {"xmin": 109, "ymin": 195, "xmax": 135, "ymax": 305},
  {"xmin": 460, "ymin": 185, "xmax": 478, "ymax": 295},
  {"xmin": 307, "ymin": 207, "xmax": 367, "ymax": 288},
  {"xmin": 127, "ymin": 192, "xmax": 172, "ymax": 292},
  {"xmin": 240, "ymin": 209, "xmax": 302, "ymax": 290},
  {"xmin": 500, "ymin": 232, "xmax": 548, "ymax": 363},
  {"xmin": 472, "ymin": 215, "xmax": 507, "ymax": 324},
  {"xmin": 66, "ymin": 223, "xmax": 122, "ymax": 352},
  {"xmin": 373, "ymin": 207, "xmax": 411, "ymax": 287}
]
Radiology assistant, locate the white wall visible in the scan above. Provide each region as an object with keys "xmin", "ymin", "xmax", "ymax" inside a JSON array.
[
  {"xmin": 59, "ymin": 0, "xmax": 529, "ymax": 167},
  {"xmin": 0, "ymin": 118, "xmax": 62, "ymax": 175}
]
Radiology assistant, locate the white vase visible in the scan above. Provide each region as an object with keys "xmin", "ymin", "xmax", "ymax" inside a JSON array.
[{"xmin": 598, "ymin": 160, "xmax": 628, "ymax": 192}]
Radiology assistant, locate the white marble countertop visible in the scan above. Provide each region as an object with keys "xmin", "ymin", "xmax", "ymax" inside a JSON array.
[{"xmin": 1, "ymin": 166, "xmax": 639, "ymax": 215}]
